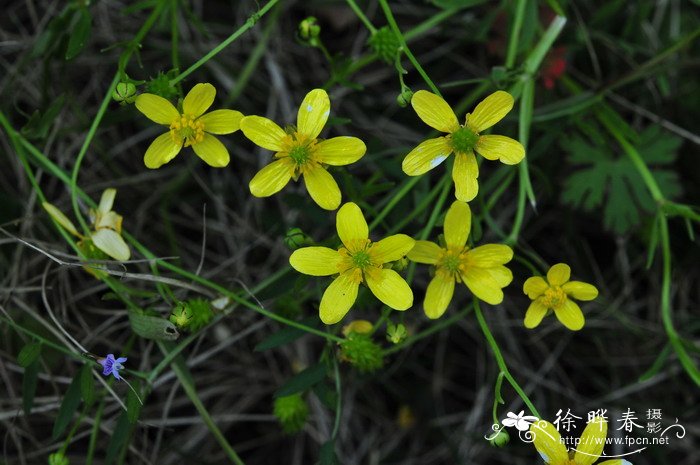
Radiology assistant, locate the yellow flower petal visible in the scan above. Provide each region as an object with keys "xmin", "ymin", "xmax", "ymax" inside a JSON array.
[
  {"xmin": 555, "ymin": 298, "xmax": 585, "ymax": 331},
  {"xmin": 575, "ymin": 418, "xmax": 607, "ymax": 465},
  {"xmin": 43, "ymin": 202, "xmax": 80, "ymax": 237},
  {"xmin": 183, "ymin": 83, "xmax": 215, "ymax": 118},
  {"xmin": 411, "ymin": 90, "xmax": 459, "ymax": 133},
  {"xmin": 289, "ymin": 247, "xmax": 340, "ymax": 276},
  {"xmin": 198, "ymin": 109, "xmax": 244, "ymax": 134},
  {"xmin": 95, "ymin": 211, "xmax": 123, "ymax": 232},
  {"xmin": 365, "ymin": 268, "xmax": 413, "ymax": 310},
  {"xmin": 240, "ymin": 116, "xmax": 287, "ymax": 151},
  {"xmin": 443, "ymin": 200, "xmax": 471, "ymax": 248},
  {"xmin": 304, "ymin": 164, "xmax": 341, "ymax": 210},
  {"xmin": 424, "ymin": 274, "xmax": 455, "ymax": 319},
  {"xmin": 97, "ymin": 189, "xmax": 116, "ymax": 214},
  {"xmin": 524, "ymin": 299, "xmax": 548, "ymax": 329},
  {"xmin": 485, "ymin": 265, "xmax": 513, "ymax": 287},
  {"xmin": 461, "ymin": 267, "xmax": 503, "ymax": 305},
  {"xmin": 297, "ymin": 88, "xmax": 330, "ymax": 139},
  {"xmin": 144, "ymin": 132, "xmax": 183, "ymax": 169},
  {"xmin": 402, "ymin": 137, "xmax": 452, "ymax": 176},
  {"xmin": 91, "ymin": 229, "xmax": 130, "ymax": 261},
  {"xmin": 370, "ymin": 234, "xmax": 415, "ymax": 264},
  {"xmin": 134, "ymin": 93, "xmax": 179, "ymax": 125},
  {"xmin": 452, "ymin": 151, "xmax": 479, "ymax": 202},
  {"xmin": 530, "ymin": 421, "xmax": 569, "ymax": 465},
  {"xmin": 336, "ymin": 202, "xmax": 368, "ymax": 248},
  {"xmin": 407, "ymin": 240, "xmax": 442, "ymax": 264},
  {"xmin": 192, "ymin": 133, "xmax": 229, "ymax": 167},
  {"xmin": 342, "ymin": 320, "xmax": 373, "ymax": 336},
  {"xmin": 249, "ymin": 159, "xmax": 293, "ymax": 197},
  {"xmin": 475, "ymin": 135, "xmax": 525, "ymax": 165},
  {"xmin": 320, "ymin": 272, "xmax": 359, "ymax": 324},
  {"xmin": 547, "ymin": 263, "xmax": 571, "ymax": 286},
  {"xmin": 523, "ymin": 276, "xmax": 548, "ymax": 299},
  {"xmin": 314, "ymin": 136, "xmax": 366, "ymax": 166},
  {"xmin": 466, "ymin": 244, "xmax": 513, "ymax": 267},
  {"xmin": 467, "ymin": 90, "xmax": 514, "ymax": 133},
  {"xmin": 562, "ymin": 281, "xmax": 598, "ymax": 301}
]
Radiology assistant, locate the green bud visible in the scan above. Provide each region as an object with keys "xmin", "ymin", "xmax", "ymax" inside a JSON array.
[
  {"xmin": 386, "ymin": 322, "xmax": 408, "ymax": 344},
  {"xmin": 396, "ymin": 88, "xmax": 413, "ymax": 107},
  {"xmin": 49, "ymin": 452, "xmax": 69, "ymax": 465},
  {"xmin": 488, "ymin": 428, "xmax": 510, "ymax": 447},
  {"xmin": 273, "ymin": 393, "xmax": 309, "ymax": 434},
  {"xmin": 112, "ymin": 82, "xmax": 136, "ymax": 104},
  {"xmin": 298, "ymin": 17, "xmax": 321, "ymax": 46},
  {"xmin": 169, "ymin": 302, "xmax": 192, "ymax": 329},
  {"xmin": 390, "ymin": 256, "xmax": 409, "ymax": 271},
  {"xmin": 368, "ymin": 27, "xmax": 401, "ymax": 64},
  {"xmin": 339, "ymin": 333, "xmax": 384, "ymax": 373},
  {"xmin": 284, "ymin": 227, "xmax": 312, "ymax": 250}
]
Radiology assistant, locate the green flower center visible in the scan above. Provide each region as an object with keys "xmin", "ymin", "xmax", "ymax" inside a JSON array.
[
  {"xmin": 541, "ymin": 286, "xmax": 567, "ymax": 308},
  {"xmin": 288, "ymin": 145, "xmax": 311, "ymax": 165},
  {"xmin": 170, "ymin": 114, "xmax": 205, "ymax": 147},
  {"xmin": 351, "ymin": 250, "xmax": 372, "ymax": 269},
  {"xmin": 437, "ymin": 247, "xmax": 468, "ymax": 275},
  {"xmin": 450, "ymin": 126, "xmax": 479, "ymax": 154}
]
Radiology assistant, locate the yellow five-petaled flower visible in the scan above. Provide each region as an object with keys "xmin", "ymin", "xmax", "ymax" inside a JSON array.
[
  {"xmin": 407, "ymin": 200, "xmax": 514, "ymax": 318},
  {"xmin": 531, "ymin": 417, "xmax": 630, "ymax": 465},
  {"xmin": 289, "ymin": 202, "xmax": 414, "ymax": 324},
  {"xmin": 240, "ymin": 89, "xmax": 366, "ymax": 210},
  {"xmin": 523, "ymin": 263, "xmax": 599, "ymax": 331},
  {"xmin": 403, "ymin": 90, "xmax": 525, "ymax": 202},
  {"xmin": 135, "ymin": 83, "xmax": 243, "ymax": 169}
]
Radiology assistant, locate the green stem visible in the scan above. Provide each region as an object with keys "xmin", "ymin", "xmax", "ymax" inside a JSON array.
[
  {"xmin": 474, "ymin": 300, "xmax": 540, "ymax": 418},
  {"xmin": 505, "ymin": 0, "xmax": 527, "ymax": 68},
  {"xmin": 170, "ymin": 0, "xmax": 280, "ymax": 86},
  {"xmin": 345, "ymin": 0, "xmax": 376, "ymax": 34},
  {"xmin": 377, "ymin": 0, "xmax": 441, "ymax": 95}
]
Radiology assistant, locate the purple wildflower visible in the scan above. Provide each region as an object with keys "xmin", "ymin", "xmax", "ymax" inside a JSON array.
[{"xmin": 99, "ymin": 354, "xmax": 127, "ymax": 380}]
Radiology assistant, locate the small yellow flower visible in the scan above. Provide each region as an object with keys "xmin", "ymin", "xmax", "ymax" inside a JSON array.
[
  {"xmin": 43, "ymin": 188, "xmax": 130, "ymax": 261},
  {"xmin": 403, "ymin": 90, "xmax": 525, "ymax": 202},
  {"xmin": 289, "ymin": 202, "xmax": 414, "ymax": 324},
  {"xmin": 135, "ymin": 83, "xmax": 243, "ymax": 169},
  {"xmin": 240, "ymin": 89, "xmax": 366, "ymax": 211},
  {"xmin": 531, "ymin": 417, "xmax": 625, "ymax": 465},
  {"xmin": 523, "ymin": 263, "xmax": 598, "ymax": 331},
  {"xmin": 407, "ymin": 200, "xmax": 513, "ymax": 318}
]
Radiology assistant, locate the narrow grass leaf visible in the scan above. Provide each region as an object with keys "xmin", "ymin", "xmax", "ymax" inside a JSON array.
[
  {"xmin": 66, "ymin": 9, "xmax": 92, "ymax": 60},
  {"xmin": 17, "ymin": 341, "xmax": 42, "ymax": 367},
  {"xmin": 52, "ymin": 371, "xmax": 83, "ymax": 440},
  {"xmin": 254, "ymin": 317, "xmax": 318, "ymax": 351},
  {"xmin": 274, "ymin": 363, "xmax": 327, "ymax": 398},
  {"xmin": 80, "ymin": 365, "xmax": 96, "ymax": 407},
  {"xmin": 105, "ymin": 411, "xmax": 131, "ymax": 465},
  {"xmin": 22, "ymin": 360, "xmax": 40, "ymax": 415}
]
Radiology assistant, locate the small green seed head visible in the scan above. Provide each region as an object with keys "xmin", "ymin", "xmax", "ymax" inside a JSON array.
[
  {"xmin": 339, "ymin": 333, "xmax": 384, "ymax": 373},
  {"xmin": 145, "ymin": 71, "xmax": 178, "ymax": 100},
  {"xmin": 49, "ymin": 452, "xmax": 70, "ymax": 465},
  {"xmin": 273, "ymin": 393, "xmax": 309, "ymax": 434},
  {"xmin": 368, "ymin": 26, "xmax": 401, "ymax": 64}
]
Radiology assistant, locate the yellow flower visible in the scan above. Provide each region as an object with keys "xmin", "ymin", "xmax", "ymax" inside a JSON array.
[
  {"xmin": 43, "ymin": 188, "xmax": 130, "ymax": 261},
  {"xmin": 407, "ymin": 200, "xmax": 513, "ymax": 318},
  {"xmin": 289, "ymin": 202, "xmax": 414, "ymax": 324},
  {"xmin": 523, "ymin": 263, "xmax": 598, "ymax": 331},
  {"xmin": 240, "ymin": 89, "xmax": 366, "ymax": 211},
  {"xmin": 135, "ymin": 83, "xmax": 243, "ymax": 169},
  {"xmin": 531, "ymin": 417, "xmax": 627, "ymax": 465},
  {"xmin": 402, "ymin": 90, "xmax": 525, "ymax": 202}
]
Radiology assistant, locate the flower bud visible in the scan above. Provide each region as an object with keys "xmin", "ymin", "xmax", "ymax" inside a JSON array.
[
  {"xmin": 386, "ymin": 322, "xmax": 408, "ymax": 344},
  {"xmin": 488, "ymin": 428, "xmax": 510, "ymax": 447},
  {"xmin": 298, "ymin": 17, "xmax": 321, "ymax": 46},
  {"xmin": 169, "ymin": 302, "xmax": 192, "ymax": 329},
  {"xmin": 284, "ymin": 227, "xmax": 312, "ymax": 250},
  {"xmin": 342, "ymin": 319, "xmax": 373, "ymax": 337},
  {"xmin": 112, "ymin": 82, "xmax": 136, "ymax": 104},
  {"xmin": 396, "ymin": 88, "xmax": 413, "ymax": 107}
]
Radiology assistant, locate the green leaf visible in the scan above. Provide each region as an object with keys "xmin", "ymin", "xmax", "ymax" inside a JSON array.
[
  {"xmin": 562, "ymin": 124, "xmax": 682, "ymax": 234},
  {"xmin": 17, "ymin": 341, "xmax": 42, "ymax": 367},
  {"xmin": 22, "ymin": 360, "xmax": 40, "ymax": 415},
  {"xmin": 128, "ymin": 310, "xmax": 179, "ymax": 341},
  {"xmin": 105, "ymin": 410, "xmax": 131, "ymax": 465},
  {"xmin": 319, "ymin": 440, "xmax": 337, "ymax": 465},
  {"xmin": 80, "ymin": 365, "xmax": 95, "ymax": 407},
  {"xmin": 52, "ymin": 371, "xmax": 83, "ymax": 440},
  {"xmin": 126, "ymin": 387, "xmax": 142, "ymax": 424},
  {"xmin": 21, "ymin": 94, "xmax": 66, "ymax": 140},
  {"xmin": 66, "ymin": 8, "xmax": 92, "ymax": 60},
  {"xmin": 254, "ymin": 317, "xmax": 318, "ymax": 351},
  {"xmin": 274, "ymin": 363, "xmax": 327, "ymax": 398}
]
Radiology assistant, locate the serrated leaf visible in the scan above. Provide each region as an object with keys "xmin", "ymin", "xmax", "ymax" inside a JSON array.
[
  {"xmin": 52, "ymin": 371, "xmax": 83, "ymax": 439},
  {"xmin": 80, "ymin": 365, "xmax": 95, "ymax": 407},
  {"xmin": 18, "ymin": 342, "xmax": 42, "ymax": 367},
  {"xmin": 128, "ymin": 310, "xmax": 179, "ymax": 341},
  {"xmin": 274, "ymin": 363, "xmax": 327, "ymax": 398},
  {"xmin": 66, "ymin": 9, "xmax": 92, "ymax": 60},
  {"xmin": 562, "ymin": 126, "xmax": 682, "ymax": 234},
  {"xmin": 22, "ymin": 360, "xmax": 40, "ymax": 415},
  {"xmin": 254, "ymin": 317, "xmax": 318, "ymax": 351}
]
